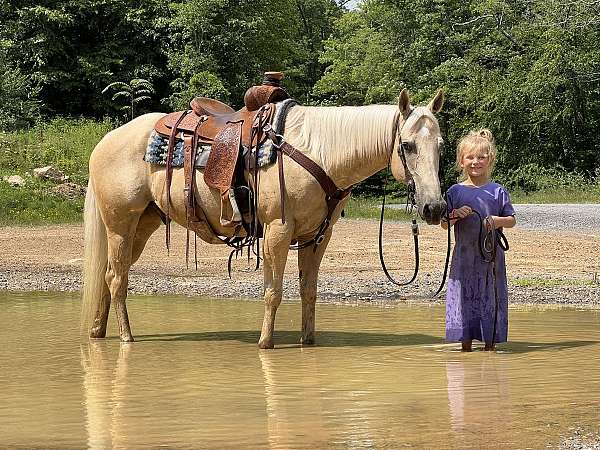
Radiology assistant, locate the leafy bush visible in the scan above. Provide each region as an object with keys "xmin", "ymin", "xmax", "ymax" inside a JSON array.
[
  {"xmin": 165, "ymin": 71, "xmax": 230, "ymax": 111},
  {"xmin": 0, "ymin": 66, "xmax": 41, "ymax": 131},
  {"xmin": 496, "ymin": 163, "xmax": 591, "ymax": 193}
]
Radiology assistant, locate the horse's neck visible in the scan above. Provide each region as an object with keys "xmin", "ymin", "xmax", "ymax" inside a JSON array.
[{"xmin": 284, "ymin": 105, "xmax": 398, "ymax": 189}]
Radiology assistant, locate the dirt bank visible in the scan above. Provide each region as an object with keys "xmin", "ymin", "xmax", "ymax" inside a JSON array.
[{"xmin": 1, "ymin": 217, "xmax": 599, "ymax": 307}]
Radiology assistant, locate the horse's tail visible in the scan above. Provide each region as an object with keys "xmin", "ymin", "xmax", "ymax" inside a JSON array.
[{"xmin": 80, "ymin": 178, "xmax": 108, "ymax": 334}]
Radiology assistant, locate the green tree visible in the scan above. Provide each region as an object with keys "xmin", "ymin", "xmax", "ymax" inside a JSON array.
[
  {"xmin": 164, "ymin": 0, "xmax": 343, "ymax": 107},
  {"xmin": 314, "ymin": 0, "xmax": 600, "ymax": 189},
  {"xmin": 102, "ymin": 79, "xmax": 155, "ymax": 121},
  {"xmin": 1, "ymin": 0, "xmax": 168, "ymax": 116}
]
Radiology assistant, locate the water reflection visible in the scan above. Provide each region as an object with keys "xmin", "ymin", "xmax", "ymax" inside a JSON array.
[
  {"xmin": 446, "ymin": 356, "xmax": 512, "ymax": 447},
  {"xmin": 81, "ymin": 342, "xmax": 131, "ymax": 449},
  {"xmin": 5, "ymin": 293, "xmax": 598, "ymax": 448},
  {"xmin": 260, "ymin": 349, "xmax": 329, "ymax": 449},
  {"xmin": 259, "ymin": 348, "xmax": 378, "ymax": 449}
]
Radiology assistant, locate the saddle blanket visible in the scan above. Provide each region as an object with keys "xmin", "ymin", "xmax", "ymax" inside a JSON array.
[{"xmin": 144, "ymin": 130, "xmax": 277, "ymax": 169}]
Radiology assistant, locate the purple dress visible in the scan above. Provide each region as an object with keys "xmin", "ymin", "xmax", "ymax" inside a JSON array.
[{"xmin": 445, "ymin": 182, "xmax": 515, "ymax": 344}]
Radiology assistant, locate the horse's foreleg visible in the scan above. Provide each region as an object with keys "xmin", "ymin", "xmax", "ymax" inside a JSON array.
[
  {"xmin": 258, "ymin": 222, "xmax": 293, "ymax": 349},
  {"xmin": 298, "ymin": 229, "xmax": 332, "ymax": 346}
]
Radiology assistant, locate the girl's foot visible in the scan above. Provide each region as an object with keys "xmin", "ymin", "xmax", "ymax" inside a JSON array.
[
  {"xmin": 461, "ymin": 340, "xmax": 472, "ymax": 352},
  {"xmin": 484, "ymin": 343, "xmax": 496, "ymax": 351}
]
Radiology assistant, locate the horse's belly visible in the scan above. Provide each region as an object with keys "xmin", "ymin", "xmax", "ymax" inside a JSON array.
[{"xmin": 150, "ymin": 168, "xmax": 239, "ymax": 242}]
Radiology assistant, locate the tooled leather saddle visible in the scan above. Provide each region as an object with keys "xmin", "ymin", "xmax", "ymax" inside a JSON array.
[{"xmin": 152, "ymin": 72, "xmax": 289, "ymax": 251}]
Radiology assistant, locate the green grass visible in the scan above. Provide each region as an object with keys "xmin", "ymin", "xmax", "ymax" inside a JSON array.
[
  {"xmin": 512, "ymin": 277, "xmax": 597, "ymax": 288},
  {"xmin": 0, "ymin": 180, "xmax": 84, "ymax": 226},
  {"xmin": 0, "ymin": 117, "xmax": 114, "ymax": 184},
  {"xmin": 510, "ymin": 188, "xmax": 600, "ymax": 204},
  {"xmin": 344, "ymin": 196, "xmax": 413, "ymax": 221},
  {"xmin": 0, "ymin": 118, "xmax": 113, "ymax": 226}
]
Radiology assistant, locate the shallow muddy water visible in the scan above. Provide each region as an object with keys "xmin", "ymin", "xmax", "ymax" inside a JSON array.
[{"xmin": 1, "ymin": 291, "xmax": 599, "ymax": 449}]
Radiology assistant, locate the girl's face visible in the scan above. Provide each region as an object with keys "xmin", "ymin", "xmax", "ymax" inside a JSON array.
[{"xmin": 459, "ymin": 150, "xmax": 490, "ymax": 182}]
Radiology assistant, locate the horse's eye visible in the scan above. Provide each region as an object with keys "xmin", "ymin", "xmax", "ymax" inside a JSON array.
[{"xmin": 400, "ymin": 141, "xmax": 416, "ymax": 154}]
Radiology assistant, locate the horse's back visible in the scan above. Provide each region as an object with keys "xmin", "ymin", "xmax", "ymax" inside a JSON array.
[{"xmin": 91, "ymin": 113, "xmax": 164, "ymax": 161}]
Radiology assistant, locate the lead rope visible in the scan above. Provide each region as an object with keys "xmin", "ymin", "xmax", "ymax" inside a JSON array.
[{"xmin": 471, "ymin": 211, "xmax": 509, "ymax": 348}]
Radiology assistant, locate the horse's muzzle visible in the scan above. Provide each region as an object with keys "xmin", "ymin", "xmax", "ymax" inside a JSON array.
[{"xmin": 421, "ymin": 200, "xmax": 446, "ymax": 225}]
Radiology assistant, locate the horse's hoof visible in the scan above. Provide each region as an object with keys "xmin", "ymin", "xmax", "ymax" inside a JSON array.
[
  {"xmin": 300, "ymin": 336, "xmax": 315, "ymax": 346},
  {"xmin": 89, "ymin": 327, "xmax": 106, "ymax": 339},
  {"xmin": 258, "ymin": 339, "xmax": 274, "ymax": 349}
]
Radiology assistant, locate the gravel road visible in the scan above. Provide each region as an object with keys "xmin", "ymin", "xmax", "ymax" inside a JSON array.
[
  {"xmin": 389, "ymin": 203, "xmax": 600, "ymax": 231},
  {"xmin": 513, "ymin": 204, "xmax": 600, "ymax": 231}
]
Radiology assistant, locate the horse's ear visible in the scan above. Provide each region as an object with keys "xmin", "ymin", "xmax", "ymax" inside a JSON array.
[
  {"xmin": 428, "ymin": 89, "xmax": 445, "ymax": 113},
  {"xmin": 398, "ymin": 89, "xmax": 411, "ymax": 118}
]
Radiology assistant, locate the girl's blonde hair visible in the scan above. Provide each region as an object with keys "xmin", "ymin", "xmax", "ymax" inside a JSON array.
[{"xmin": 455, "ymin": 128, "xmax": 497, "ymax": 180}]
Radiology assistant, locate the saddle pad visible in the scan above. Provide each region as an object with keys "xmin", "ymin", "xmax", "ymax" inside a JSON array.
[{"xmin": 144, "ymin": 130, "xmax": 276, "ymax": 169}]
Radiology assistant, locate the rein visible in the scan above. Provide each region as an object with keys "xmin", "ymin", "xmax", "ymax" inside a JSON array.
[{"xmin": 378, "ymin": 167, "xmax": 420, "ymax": 286}]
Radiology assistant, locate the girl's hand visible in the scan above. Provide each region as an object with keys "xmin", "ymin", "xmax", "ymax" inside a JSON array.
[
  {"xmin": 485, "ymin": 215, "xmax": 517, "ymax": 230},
  {"xmin": 450, "ymin": 206, "xmax": 472, "ymax": 220},
  {"xmin": 484, "ymin": 216, "xmax": 497, "ymax": 231}
]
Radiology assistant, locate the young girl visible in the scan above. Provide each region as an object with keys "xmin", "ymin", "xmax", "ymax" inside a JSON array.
[{"xmin": 441, "ymin": 129, "xmax": 516, "ymax": 352}]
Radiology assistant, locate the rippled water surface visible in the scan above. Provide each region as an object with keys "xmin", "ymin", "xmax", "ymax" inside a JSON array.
[{"xmin": 1, "ymin": 291, "xmax": 600, "ymax": 448}]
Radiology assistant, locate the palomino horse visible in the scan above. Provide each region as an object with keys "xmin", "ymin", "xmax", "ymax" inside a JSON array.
[{"xmin": 81, "ymin": 89, "xmax": 446, "ymax": 348}]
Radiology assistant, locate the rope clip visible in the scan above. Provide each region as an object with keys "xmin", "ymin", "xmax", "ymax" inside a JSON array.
[{"xmin": 411, "ymin": 219, "xmax": 419, "ymax": 236}]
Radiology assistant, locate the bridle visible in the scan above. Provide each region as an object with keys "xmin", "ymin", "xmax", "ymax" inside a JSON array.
[
  {"xmin": 378, "ymin": 107, "xmax": 452, "ymax": 295},
  {"xmin": 396, "ymin": 109, "xmax": 418, "ymax": 209}
]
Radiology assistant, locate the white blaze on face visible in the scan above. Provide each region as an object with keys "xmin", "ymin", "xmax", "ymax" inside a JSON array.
[{"xmin": 405, "ymin": 112, "xmax": 442, "ymax": 208}]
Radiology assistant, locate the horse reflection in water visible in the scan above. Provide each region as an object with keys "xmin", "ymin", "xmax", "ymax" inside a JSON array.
[
  {"xmin": 81, "ymin": 89, "xmax": 446, "ymax": 348},
  {"xmin": 81, "ymin": 342, "xmax": 377, "ymax": 448},
  {"xmin": 81, "ymin": 343, "xmax": 131, "ymax": 449}
]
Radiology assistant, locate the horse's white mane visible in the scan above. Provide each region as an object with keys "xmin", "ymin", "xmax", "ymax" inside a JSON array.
[{"xmin": 284, "ymin": 104, "xmax": 400, "ymax": 180}]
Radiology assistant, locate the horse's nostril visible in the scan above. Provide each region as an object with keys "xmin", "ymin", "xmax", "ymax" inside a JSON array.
[{"xmin": 423, "ymin": 204, "xmax": 432, "ymax": 219}]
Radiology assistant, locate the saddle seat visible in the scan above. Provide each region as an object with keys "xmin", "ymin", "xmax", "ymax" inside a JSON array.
[
  {"xmin": 190, "ymin": 97, "xmax": 234, "ymax": 117},
  {"xmin": 154, "ymin": 79, "xmax": 289, "ymax": 148}
]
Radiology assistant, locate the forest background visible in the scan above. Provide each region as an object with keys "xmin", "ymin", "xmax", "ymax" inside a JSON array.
[{"xmin": 1, "ymin": 0, "xmax": 599, "ymax": 224}]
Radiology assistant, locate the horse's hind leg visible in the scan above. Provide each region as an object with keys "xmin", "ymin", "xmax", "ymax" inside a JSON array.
[
  {"xmin": 102, "ymin": 211, "xmax": 145, "ymax": 342},
  {"xmin": 258, "ymin": 222, "xmax": 294, "ymax": 349},
  {"xmin": 131, "ymin": 205, "xmax": 162, "ymax": 265},
  {"xmin": 89, "ymin": 283, "xmax": 111, "ymax": 338},
  {"xmin": 90, "ymin": 206, "xmax": 160, "ymax": 339},
  {"xmin": 297, "ymin": 229, "xmax": 332, "ymax": 346}
]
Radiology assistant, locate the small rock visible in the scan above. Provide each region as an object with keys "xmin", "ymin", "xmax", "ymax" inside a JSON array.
[
  {"xmin": 33, "ymin": 166, "xmax": 68, "ymax": 182},
  {"xmin": 3, "ymin": 175, "xmax": 25, "ymax": 186},
  {"xmin": 51, "ymin": 182, "xmax": 86, "ymax": 199}
]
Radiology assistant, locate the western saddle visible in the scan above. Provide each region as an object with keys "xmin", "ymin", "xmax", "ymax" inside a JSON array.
[
  {"xmin": 151, "ymin": 71, "xmax": 351, "ymax": 265},
  {"xmin": 153, "ymin": 72, "xmax": 289, "ymax": 249}
]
